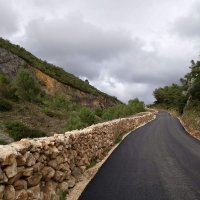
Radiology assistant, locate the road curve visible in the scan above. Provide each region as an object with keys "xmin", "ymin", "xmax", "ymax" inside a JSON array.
[{"xmin": 78, "ymin": 112, "xmax": 200, "ymax": 200}]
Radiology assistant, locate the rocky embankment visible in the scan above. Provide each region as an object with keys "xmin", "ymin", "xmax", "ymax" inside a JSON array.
[{"xmin": 0, "ymin": 112, "xmax": 155, "ymax": 199}]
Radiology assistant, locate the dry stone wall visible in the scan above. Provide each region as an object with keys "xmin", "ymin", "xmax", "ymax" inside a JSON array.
[{"xmin": 0, "ymin": 112, "xmax": 155, "ymax": 200}]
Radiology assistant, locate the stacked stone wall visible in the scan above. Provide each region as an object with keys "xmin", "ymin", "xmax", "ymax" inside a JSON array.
[{"xmin": 0, "ymin": 112, "xmax": 155, "ymax": 199}]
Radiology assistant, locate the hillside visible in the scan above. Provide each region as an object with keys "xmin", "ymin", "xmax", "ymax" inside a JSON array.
[
  {"xmin": 0, "ymin": 38, "xmax": 145, "ymax": 144},
  {"xmin": 0, "ymin": 37, "xmax": 120, "ymax": 107},
  {"xmin": 153, "ymin": 60, "xmax": 200, "ymax": 135}
]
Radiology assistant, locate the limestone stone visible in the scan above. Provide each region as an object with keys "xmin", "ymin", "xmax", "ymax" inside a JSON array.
[
  {"xmin": 15, "ymin": 189, "xmax": 28, "ymax": 200},
  {"xmin": 41, "ymin": 166, "xmax": 55, "ymax": 181},
  {"xmin": 53, "ymin": 170, "xmax": 65, "ymax": 182},
  {"xmin": 43, "ymin": 181, "xmax": 58, "ymax": 200},
  {"xmin": 0, "ymin": 173, "xmax": 8, "ymax": 184},
  {"xmin": 2, "ymin": 154, "xmax": 16, "ymax": 166},
  {"xmin": 72, "ymin": 167, "xmax": 82, "ymax": 178},
  {"xmin": 68, "ymin": 176, "xmax": 76, "ymax": 188},
  {"xmin": 50, "ymin": 146, "xmax": 59, "ymax": 159},
  {"xmin": 22, "ymin": 167, "xmax": 33, "ymax": 176},
  {"xmin": 8, "ymin": 166, "xmax": 24, "ymax": 184},
  {"xmin": 4, "ymin": 160, "xmax": 18, "ymax": 178},
  {"xmin": 14, "ymin": 179, "xmax": 27, "ymax": 190},
  {"xmin": 48, "ymin": 159, "xmax": 57, "ymax": 169},
  {"xmin": 25, "ymin": 152, "xmax": 36, "ymax": 166},
  {"xmin": 55, "ymin": 155, "xmax": 64, "ymax": 165},
  {"xmin": 43, "ymin": 180, "xmax": 58, "ymax": 192},
  {"xmin": 33, "ymin": 152, "xmax": 40, "ymax": 160},
  {"xmin": 33, "ymin": 162, "xmax": 44, "ymax": 172},
  {"xmin": 58, "ymin": 181, "xmax": 68, "ymax": 192},
  {"xmin": 27, "ymin": 184, "xmax": 41, "ymax": 199},
  {"xmin": 16, "ymin": 154, "xmax": 26, "ymax": 166},
  {"xmin": 27, "ymin": 173, "xmax": 42, "ymax": 187},
  {"xmin": 4, "ymin": 185, "xmax": 15, "ymax": 200},
  {"xmin": 0, "ymin": 185, "xmax": 5, "ymax": 199},
  {"xmin": 38, "ymin": 154, "xmax": 47, "ymax": 163},
  {"xmin": 58, "ymin": 162, "xmax": 70, "ymax": 172}
]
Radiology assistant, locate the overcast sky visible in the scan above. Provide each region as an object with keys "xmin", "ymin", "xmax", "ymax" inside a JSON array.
[{"xmin": 1, "ymin": 0, "xmax": 200, "ymax": 103}]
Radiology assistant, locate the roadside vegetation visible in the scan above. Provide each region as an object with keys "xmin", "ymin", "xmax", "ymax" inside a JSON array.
[
  {"xmin": 152, "ymin": 60, "xmax": 200, "ymax": 132},
  {"xmin": 0, "ymin": 68, "xmax": 145, "ymax": 143}
]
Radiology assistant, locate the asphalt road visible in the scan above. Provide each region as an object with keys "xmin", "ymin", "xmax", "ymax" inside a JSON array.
[{"xmin": 78, "ymin": 112, "xmax": 200, "ymax": 200}]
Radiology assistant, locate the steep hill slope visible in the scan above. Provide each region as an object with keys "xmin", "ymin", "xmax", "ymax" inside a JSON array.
[{"xmin": 0, "ymin": 37, "xmax": 120, "ymax": 108}]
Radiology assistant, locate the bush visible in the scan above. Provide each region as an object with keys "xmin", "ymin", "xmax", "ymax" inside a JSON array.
[
  {"xmin": 64, "ymin": 114, "xmax": 87, "ymax": 131},
  {"xmin": 102, "ymin": 98, "xmax": 145, "ymax": 121},
  {"xmin": 79, "ymin": 107, "xmax": 97, "ymax": 126},
  {"xmin": 0, "ymin": 99, "xmax": 12, "ymax": 111},
  {"xmin": 5, "ymin": 121, "xmax": 46, "ymax": 141},
  {"xmin": 13, "ymin": 69, "xmax": 41, "ymax": 102},
  {"xmin": 44, "ymin": 95, "xmax": 76, "ymax": 111},
  {"xmin": 95, "ymin": 107, "xmax": 103, "ymax": 117}
]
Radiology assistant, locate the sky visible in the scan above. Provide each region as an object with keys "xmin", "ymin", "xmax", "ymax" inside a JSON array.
[{"xmin": 1, "ymin": 0, "xmax": 200, "ymax": 103}]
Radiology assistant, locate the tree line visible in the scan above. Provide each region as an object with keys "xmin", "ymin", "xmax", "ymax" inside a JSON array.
[{"xmin": 153, "ymin": 60, "xmax": 200, "ymax": 114}]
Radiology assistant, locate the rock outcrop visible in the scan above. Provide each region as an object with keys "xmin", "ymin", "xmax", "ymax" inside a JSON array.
[{"xmin": 0, "ymin": 112, "xmax": 155, "ymax": 199}]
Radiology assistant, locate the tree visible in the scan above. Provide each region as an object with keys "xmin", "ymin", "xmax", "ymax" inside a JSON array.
[{"xmin": 14, "ymin": 69, "xmax": 41, "ymax": 101}]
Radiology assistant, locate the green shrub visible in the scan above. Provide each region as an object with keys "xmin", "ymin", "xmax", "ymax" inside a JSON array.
[
  {"xmin": 86, "ymin": 160, "xmax": 97, "ymax": 169},
  {"xmin": 79, "ymin": 107, "xmax": 97, "ymax": 126},
  {"xmin": 95, "ymin": 107, "xmax": 103, "ymax": 117},
  {"xmin": 13, "ymin": 69, "xmax": 41, "ymax": 102},
  {"xmin": 65, "ymin": 115, "xmax": 87, "ymax": 131},
  {"xmin": 5, "ymin": 121, "xmax": 46, "ymax": 141},
  {"xmin": 59, "ymin": 190, "xmax": 67, "ymax": 200},
  {"xmin": 102, "ymin": 99, "xmax": 145, "ymax": 121},
  {"xmin": 0, "ymin": 99, "xmax": 12, "ymax": 111},
  {"xmin": 44, "ymin": 95, "xmax": 77, "ymax": 111}
]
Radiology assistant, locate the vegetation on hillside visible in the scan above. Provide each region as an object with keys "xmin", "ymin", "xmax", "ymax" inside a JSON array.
[
  {"xmin": 0, "ymin": 37, "xmax": 118, "ymax": 102},
  {"xmin": 153, "ymin": 60, "xmax": 200, "ymax": 131},
  {"xmin": 0, "ymin": 68, "xmax": 145, "ymax": 143}
]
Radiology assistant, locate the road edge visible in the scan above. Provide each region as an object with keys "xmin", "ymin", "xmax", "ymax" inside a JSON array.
[{"xmin": 66, "ymin": 114, "xmax": 157, "ymax": 200}]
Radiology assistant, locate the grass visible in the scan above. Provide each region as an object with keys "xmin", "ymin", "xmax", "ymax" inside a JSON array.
[
  {"xmin": 86, "ymin": 160, "xmax": 97, "ymax": 169},
  {"xmin": 59, "ymin": 190, "xmax": 67, "ymax": 200}
]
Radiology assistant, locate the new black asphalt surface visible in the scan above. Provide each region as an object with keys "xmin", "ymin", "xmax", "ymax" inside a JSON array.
[{"xmin": 78, "ymin": 112, "xmax": 200, "ymax": 200}]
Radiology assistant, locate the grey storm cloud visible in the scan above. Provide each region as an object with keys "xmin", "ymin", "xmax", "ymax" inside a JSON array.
[
  {"xmin": 23, "ymin": 14, "xmax": 134, "ymax": 79},
  {"xmin": 0, "ymin": 1, "xmax": 19, "ymax": 36},
  {"xmin": 1, "ymin": 0, "xmax": 199, "ymax": 103}
]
